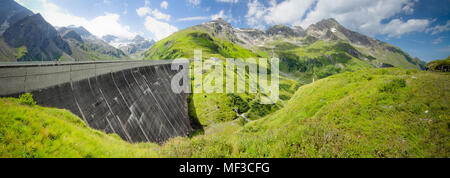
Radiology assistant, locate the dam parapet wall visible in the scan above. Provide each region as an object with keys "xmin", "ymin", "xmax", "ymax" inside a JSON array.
[{"xmin": 0, "ymin": 60, "xmax": 192, "ymax": 143}]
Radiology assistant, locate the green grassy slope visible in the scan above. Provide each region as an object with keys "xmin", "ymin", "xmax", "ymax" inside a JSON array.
[
  {"xmin": 0, "ymin": 38, "xmax": 24, "ymax": 62},
  {"xmin": 144, "ymin": 28, "xmax": 260, "ymax": 60},
  {"xmin": 162, "ymin": 68, "xmax": 449, "ymax": 158},
  {"xmin": 0, "ymin": 98, "xmax": 159, "ymax": 158},
  {"xmin": 263, "ymin": 40, "xmax": 374, "ymax": 83},
  {"xmin": 356, "ymin": 44, "xmax": 425, "ymax": 69},
  {"xmin": 1, "ymin": 68, "xmax": 448, "ymax": 158}
]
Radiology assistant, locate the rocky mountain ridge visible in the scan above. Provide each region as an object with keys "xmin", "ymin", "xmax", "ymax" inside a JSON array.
[
  {"xmin": 0, "ymin": 0, "xmax": 33, "ymax": 35},
  {"xmin": 187, "ymin": 18, "xmax": 425, "ymax": 69}
]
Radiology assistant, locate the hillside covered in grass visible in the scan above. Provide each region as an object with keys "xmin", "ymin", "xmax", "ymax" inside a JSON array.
[
  {"xmin": 1, "ymin": 68, "xmax": 448, "ymax": 158},
  {"xmin": 144, "ymin": 28, "xmax": 261, "ymax": 60},
  {"xmin": 0, "ymin": 97, "xmax": 160, "ymax": 158}
]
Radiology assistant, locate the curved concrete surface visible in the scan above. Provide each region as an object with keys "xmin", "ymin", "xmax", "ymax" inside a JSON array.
[{"xmin": 0, "ymin": 60, "xmax": 192, "ymax": 143}]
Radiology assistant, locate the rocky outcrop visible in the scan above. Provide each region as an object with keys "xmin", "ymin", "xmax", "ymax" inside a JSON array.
[
  {"xmin": 267, "ymin": 24, "xmax": 305, "ymax": 37},
  {"xmin": 61, "ymin": 30, "xmax": 83, "ymax": 42},
  {"xmin": 59, "ymin": 26, "xmax": 93, "ymax": 38},
  {"xmin": 0, "ymin": 0, "xmax": 33, "ymax": 35},
  {"xmin": 67, "ymin": 25, "xmax": 93, "ymax": 38},
  {"xmin": 306, "ymin": 18, "xmax": 379, "ymax": 47}
]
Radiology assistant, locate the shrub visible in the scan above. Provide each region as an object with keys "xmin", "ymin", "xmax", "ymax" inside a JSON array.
[
  {"xmin": 227, "ymin": 94, "xmax": 250, "ymax": 114},
  {"xmin": 19, "ymin": 93, "xmax": 36, "ymax": 106},
  {"xmin": 250, "ymin": 100, "xmax": 278, "ymax": 117},
  {"xmin": 379, "ymin": 79, "xmax": 406, "ymax": 93}
]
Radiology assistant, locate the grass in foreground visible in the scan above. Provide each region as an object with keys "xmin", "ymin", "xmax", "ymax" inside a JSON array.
[
  {"xmin": 0, "ymin": 68, "xmax": 448, "ymax": 158},
  {"xmin": 0, "ymin": 98, "xmax": 159, "ymax": 158}
]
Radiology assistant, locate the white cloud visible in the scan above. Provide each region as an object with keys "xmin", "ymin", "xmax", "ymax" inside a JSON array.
[
  {"xmin": 136, "ymin": 2, "xmax": 171, "ymax": 21},
  {"xmin": 188, "ymin": 0, "xmax": 201, "ymax": 6},
  {"xmin": 135, "ymin": 1, "xmax": 176, "ymax": 40},
  {"xmin": 137, "ymin": 6, "xmax": 152, "ymax": 17},
  {"xmin": 14, "ymin": 0, "xmax": 25, "ymax": 6},
  {"xmin": 160, "ymin": 1, "xmax": 169, "ymax": 9},
  {"xmin": 176, "ymin": 16, "xmax": 210, "ymax": 22},
  {"xmin": 427, "ymin": 20, "xmax": 450, "ymax": 35},
  {"xmin": 211, "ymin": 10, "xmax": 226, "ymax": 20},
  {"xmin": 16, "ymin": 0, "xmax": 136, "ymax": 39},
  {"xmin": 246, "ymin": 0, "xmax": 267, "ymax": 30},
  {"xmin": 216, "ymin": 0, "xmax": 239, "ymax": 3},
  {"xmin": 264, "ymin": 0, "xmax": 316, "ymax": 25},
  {"xmin": 246, "ymin": 0, "xmax": 430, "ymax": 37},
  {"xmin": 144, "ymin": 16, "xmax": 178, "ymax": 40},
  {"xmin": 381, "ymin": 19, "xmax": 430, "ymax": 38},
  {"xmin": 210, "ymin": 9, "xmax": 239, "ymax": 24},
  {"xmin": 87, "ymin": 13, "xmax": 136, "ymax": 39},
  {"xmin": 151, "ymin": 9, "xmax": 171, "ymax": 21}
]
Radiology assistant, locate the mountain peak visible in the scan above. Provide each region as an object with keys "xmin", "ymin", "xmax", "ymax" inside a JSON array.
[
  {"xmin": 322, "ymin": 18, "xmax": 339, "ymax": 24},
  {"xmin": 312, "ymin": 18, "xmax": 342, "ymax": 30},
  {"xmin": 102, "ymin": 35, "xmax": 119, "ymax": 43},
  {"xmin": 65, "ymin": 25, "xmax": 93, "ymax": 37},
  {"xmin": 34, "ymin": 13, "xmax": 43, "ymax": 18},
  {"xmin": 305, "ymin": 18, "xmax": 385, "ymax": 51},
  {"xmin": 61, "ymin": 29, "xmax": 83, "ymax": 42},
  {"xmin": 132, "ymin": 35, "xmax": 145, "ymax": 43},
  {"xmin": 210, "ymin": 18, "xmax": 232, "ymax": 28}
]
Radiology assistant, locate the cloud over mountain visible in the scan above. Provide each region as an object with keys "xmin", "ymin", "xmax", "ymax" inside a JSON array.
[
  {"xmin": 246, "ymin": 0, "xmax": 431, "ymax": 38},
  {"xmin": 16, "ymin": 0, "xmax": 136, "ymax": 40}
]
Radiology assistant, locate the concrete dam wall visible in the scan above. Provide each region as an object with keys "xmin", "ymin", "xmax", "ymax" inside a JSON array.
[{"xmin": 0, "ymin": 60, "xmax": 192, "ymax": 143}]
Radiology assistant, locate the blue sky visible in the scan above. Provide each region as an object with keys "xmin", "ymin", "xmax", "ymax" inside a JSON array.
[{"xmin": 15, "ymin": 0, "xmax": 450, "ymax": 61}]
